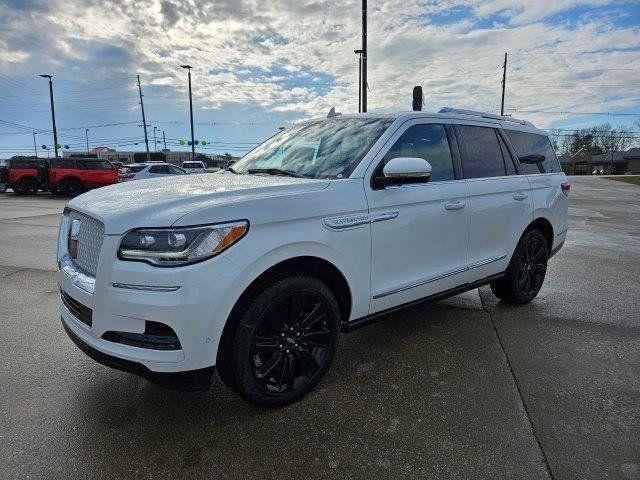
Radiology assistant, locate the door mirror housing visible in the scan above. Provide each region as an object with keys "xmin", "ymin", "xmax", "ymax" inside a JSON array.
[
  {"xmin": 518, "ymin": 154, "xmax": 545, "ymax": 164},
  {"xmin": 375, "ymin": 157, "xmax": 432, "ymax": 188}
]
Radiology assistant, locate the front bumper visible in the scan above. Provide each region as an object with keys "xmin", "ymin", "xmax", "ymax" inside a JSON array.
[
  {"xmin": 58, "ymin": 230, "xmax": 243, "ymax": 374},
  {"xmin": 61, "ymin": 319, "xmax": 214, "ymax": 390}
]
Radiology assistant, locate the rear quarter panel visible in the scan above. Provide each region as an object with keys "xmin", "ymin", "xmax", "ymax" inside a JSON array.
[{"xmin": 528, "ymin": 173, "xmax": 569, "ymax": 250}]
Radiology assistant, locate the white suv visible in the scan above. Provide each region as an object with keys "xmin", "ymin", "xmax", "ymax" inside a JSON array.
[
  {"xmin": 181, "ymin": 161, "xmax": 207, "ymax": 174},
  {"xmin": 58, "ymin": 109, "xmax": 569, "ymax": 406}
]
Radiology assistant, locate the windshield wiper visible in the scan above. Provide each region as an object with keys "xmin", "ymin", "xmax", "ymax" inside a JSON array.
[{"xmin": 247, "ymin": 168, "xmax": 306, "ymax": 178}]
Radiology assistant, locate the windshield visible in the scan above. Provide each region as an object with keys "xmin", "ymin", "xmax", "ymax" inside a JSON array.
[
  {"xmin": 232, "ymin": 117, "xmax": 393, "ymax": 179},
  {"xmin": 120, "ymin": 165, "xmax": 146, "ymax": 173}
]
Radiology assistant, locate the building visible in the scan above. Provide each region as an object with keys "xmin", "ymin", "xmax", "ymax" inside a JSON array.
[
  {"xmin": 64, "ymin": 147, "xmax": 239, "ymax": 168},
  {"xmin": 559, "ymin": 147, "xmax": 640, "ymax": 175}
]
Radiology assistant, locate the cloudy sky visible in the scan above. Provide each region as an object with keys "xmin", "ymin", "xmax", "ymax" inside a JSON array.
[{"xmin": 0, "ymin": 0, "xmax": 639, "ymax": 157}]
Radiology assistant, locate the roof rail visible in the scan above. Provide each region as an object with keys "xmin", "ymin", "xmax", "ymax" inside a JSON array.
[{"xmin": 438, "ymin": 107, "xmax": 530, "ymax": 126}]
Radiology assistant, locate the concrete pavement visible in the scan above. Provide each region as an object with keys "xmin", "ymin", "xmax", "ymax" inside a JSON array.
[{"xmin": 0, "ymin": 176, "xmax": 638, "ymax": 479}]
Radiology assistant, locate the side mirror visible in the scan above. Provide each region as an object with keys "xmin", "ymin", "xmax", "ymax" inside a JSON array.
[
  {"xmin": 519, "ymin": 154, "xmax": 545, "ymax": 164},
  {"xmin": 376, "ymin": 157, "xmax": 432, "ymax": 188}
]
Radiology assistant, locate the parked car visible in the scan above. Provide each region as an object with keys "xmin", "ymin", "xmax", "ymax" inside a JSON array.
[
  {"xmin": 0, "ymin": 157, "xmax": 50, "ymax": 194},
  {"xmin": 48, "ymin": 158, "xmax": 119, "ymax": 196},
  {"xmin": 118, "ymin": 162, "xmax": 187, "ymax": 182},
  {"xmin": 0, "ymin": 157, "xmax": 118, "ymax": 196},
  {"xmin": 182, "ymin": 161, "xmax": 207, "ymax": 174},
  {"xmin": 58, "ymin": 109, "xmax": 569, "ymax": 407}
]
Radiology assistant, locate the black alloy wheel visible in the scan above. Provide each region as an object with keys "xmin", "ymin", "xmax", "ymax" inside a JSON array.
[
  {"xmin": 62, "ymin": 179, "xmax": 83, "ymax": 197},
  {"xmin": 490, "ymin": 229, "xmax": 548, "ymax": 304},
  {"xmin": 21, "ymin": 178, "xmax": 39, "ymax": 195},
  {"xmin": 251, "ymin": 290, "xmax": 335, "ymax": 394},
  {"xmin": 515, "ymin": 233, "xmax": 547, "ymax": 297},
  {"xmin": 219, "ymin": 275, "xmax": 340, "ymax": 407}
]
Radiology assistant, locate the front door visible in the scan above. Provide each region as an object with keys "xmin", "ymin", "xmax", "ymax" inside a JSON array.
[{"xmin": 365, "ymin": 121, "xmax": 470, "ymax": 313}]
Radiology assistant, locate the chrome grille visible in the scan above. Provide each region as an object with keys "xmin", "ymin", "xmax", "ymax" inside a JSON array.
[{"xmin": 67, "ymin": 210, "xmax": 104, "ymax": 276}]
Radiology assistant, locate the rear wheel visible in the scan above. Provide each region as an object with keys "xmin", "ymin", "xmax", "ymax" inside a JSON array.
[
  {"xmin": 218, "ymin": 275, "xmax": 341, "ymax": 407},
  {"xmin": 61, "ymin": 178, "xmax": 83, "ymax": 197},
  {"xmin": 19, "ymin": 178, "xmax": 39, "ymax": 195},
  {"xmin": 490, "ymin": 229, "xmax": 548, "ymax": 304}
]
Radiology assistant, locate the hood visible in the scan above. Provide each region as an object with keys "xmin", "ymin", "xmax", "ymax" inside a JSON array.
[{"xmin": 67, "ymin": 171, "xmax": 329, "ymax": 234}]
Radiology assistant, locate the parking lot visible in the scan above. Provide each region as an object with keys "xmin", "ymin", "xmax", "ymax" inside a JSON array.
[{"xmin": 1, "ymin": 176, "xmax": 639, "ymax": 479}]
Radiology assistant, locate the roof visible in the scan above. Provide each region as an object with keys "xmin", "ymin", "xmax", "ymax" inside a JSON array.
[{"xmin": 306, "ymin": 108, "xmax": 546, "ymax": 136}]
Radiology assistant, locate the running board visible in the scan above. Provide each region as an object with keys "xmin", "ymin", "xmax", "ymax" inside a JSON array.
[{"xmin": 341, "ymin": 273, "xmax": 505, "ymax": 333}]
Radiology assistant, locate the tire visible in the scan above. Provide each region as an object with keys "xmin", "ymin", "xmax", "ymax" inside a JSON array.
[
  {"xmin": 61, "ymin": 178, "xmax": 83, "ymax": 197},
  {"xmin": 0, "ymin": 184, "xmax": 7, "ymax": 193},
  {"xmin": 218, "ymin": 275, "xmax": 341, "ymax": 407},
  {"xmin": 490, "ymin": 229, "xmax": 548, "ymax": 304},
  {"xmin": 19, "ymin": 178, "xmax": 39, "ymax": 195}
]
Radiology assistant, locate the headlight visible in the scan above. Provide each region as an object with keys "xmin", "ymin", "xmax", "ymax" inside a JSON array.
[{"xmin": 118, "ymin": 220, "xmax": 248, "ymax": 267}]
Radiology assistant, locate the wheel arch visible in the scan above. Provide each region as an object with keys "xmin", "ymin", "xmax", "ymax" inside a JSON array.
[
  {"xmin": 524, "ymin": 217, "xmax": 554, "ymax": 254},
  {"xmin": 216, "ymin": 255, "xmax": 353, "ymax": 367}
]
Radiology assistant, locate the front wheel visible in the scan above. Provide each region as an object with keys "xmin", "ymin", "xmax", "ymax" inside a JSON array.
[
  {"xmin": 218, "ymin": 275, "xmax": 341, "ymax": 407},
  {"xmin": 490, "ymin": 229, "xmax": 548, "ymax": 304}
]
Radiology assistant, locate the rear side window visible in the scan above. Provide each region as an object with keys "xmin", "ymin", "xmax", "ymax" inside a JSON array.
[
  {"xmin": 504, "ymin": 130, "xmax": 561, "ymax": 174},
  {"xmin": 380, "ymin": 124, "xmax": 454, "ymax": 182},
  {"xmin": 168, "ymin": 165, "xmax": 187, "ymax": 174},
  {"xmin": 456, "ymin": 125, "xmax": 506, "ymax": 179},
  {"xmin": 149, "ymin": 165, "xmax": 169, "ymax": 174},
  {"xmin": 52, "ymin": 160, "xmax": 75, "ymax": 169},
  {"xmin": 14, "ymin": 160, "xmax": 39, "ymax": 168},
  {"xmin": 121, "ymin": 165, "xmax": 145, "ymax": 174}
]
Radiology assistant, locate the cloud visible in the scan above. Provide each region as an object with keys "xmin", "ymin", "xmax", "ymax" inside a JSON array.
[{"xmin": 0, "ymin": 0, "xmax": 638, "ymax": 136}]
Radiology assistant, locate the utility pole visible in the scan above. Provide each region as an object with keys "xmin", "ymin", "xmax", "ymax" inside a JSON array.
[
  {"xmin": 39, "ymin": 74, "xmax": 59, "ymax": 158},
  {"xmin": 153, "ymin": 126, "xmax": 157, "ymax": 151},
  {"xmin": 162, "ymin": 130, "xmax": 167, "ymax": 150},
  {"xmin": 32, "ymin": 132, "xmax": 38, "ymax": 157},
  {"xmin": 181, "ymin": 65, "xmax": 196, "ymax": 160},
  {"xmin": 85, "ymin": 128, "xmax": 89, "ymax": 154},
  {"xmin": 361, "ymin": 0, "xmax": 368, "ymax": 113},
  {"xmin": 137, "ymin": 75, "xmax": 151, "ymax": 162},
  {"xmin": 354, "ymin": 49, "xmax": 363, "ymax": 113},
  {"xmin": 501, "ymin": 52, "xmax": 507, "ymax": 116}
]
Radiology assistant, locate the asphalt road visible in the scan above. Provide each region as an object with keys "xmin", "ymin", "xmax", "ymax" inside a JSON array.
[{"xmin": 1, "ymin": 176, "xmax": 639, "ymax": 479}]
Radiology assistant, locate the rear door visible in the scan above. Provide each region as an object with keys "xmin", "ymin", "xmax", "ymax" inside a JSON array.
[
  {"xmin": 503, "ymin": 130, "xmax": 569, "ymax": 247},
  {"xmin": 454, "ymin": 124, "xmax": 532, "ymax": 280}
]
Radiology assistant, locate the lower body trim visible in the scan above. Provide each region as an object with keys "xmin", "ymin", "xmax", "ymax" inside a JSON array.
[{"xmin": 343, "ymin": 272, "xmax": 505, "ymax": 333}]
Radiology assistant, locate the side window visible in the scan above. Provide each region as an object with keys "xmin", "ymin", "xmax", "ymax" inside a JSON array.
[
  {"xmin": 81, "ymin": 162, "xmax": 98, "ymax": 170},
  {"xmin": 148, "ymin": 165, "xmax": 168, "ymax": 174},
  {"xmin": 97, "ymin": 161, "xmax": 114, "ymax": 170},
  {"xmin": 497, "ymin": 133, "xmax": 517, "ymax": 175},
  {"xmin": 168, "ymin": 165, "xmax": 186, "ymax": 174},
  {"xmin": 504, "ymin": 130, "xmax": 561, "ymax": 174},
  {"xmin": 54, "ymin": 160, "xmax": 75, "ymax": 169},
  {"xmin": 380, "ymin": 124, "xmax": 454, "ymax": 182},
  {"xmin": 456, "ymin": 125, "xmax": 506, "ymax": 179}
]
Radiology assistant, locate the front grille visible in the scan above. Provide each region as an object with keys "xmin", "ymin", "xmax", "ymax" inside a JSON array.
[
  {"xmin": 67, "ymin": 210, "xmax": 104, "ymax": 277},
  {"xmin": 61, "ymin": 290, "xmax": 92, "ymax": 327}
]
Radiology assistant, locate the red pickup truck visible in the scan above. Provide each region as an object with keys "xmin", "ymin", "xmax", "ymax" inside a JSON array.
[{"xmin": 0, "ymin": 156, "xmax": 118, "ymax": 196}]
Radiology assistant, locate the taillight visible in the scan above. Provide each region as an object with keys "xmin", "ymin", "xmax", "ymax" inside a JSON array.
[{"xmin": 561, "ymin": 182, "xmax": 571, "ymax": 195}]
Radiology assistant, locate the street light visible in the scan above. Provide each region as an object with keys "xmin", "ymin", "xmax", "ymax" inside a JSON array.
[
  {"xmin": 38, "ymin": 74, "xmax": 59, "ymax": 158},
  {"xmin": 354, "ymin": 49, "xmax": 363, "ymax": 113},
  {"xmin": 181, "ymin": 64, "xmax": 196, "ymax": 160}
]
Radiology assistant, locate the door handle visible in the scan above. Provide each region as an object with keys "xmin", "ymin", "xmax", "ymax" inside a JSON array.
[
  {"xmin": 513, "ymin": 192, "xmax": 528, "ymax": 201},
  {"xmin": 444, "ymin": 201, "xmax": 465, "ymax": 211}
]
